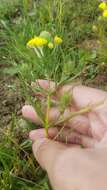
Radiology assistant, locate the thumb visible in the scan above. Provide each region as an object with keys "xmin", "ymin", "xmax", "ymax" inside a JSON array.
[{"xmin": 32, "ymin": 137, "xmax": 65, "ymax": 172}]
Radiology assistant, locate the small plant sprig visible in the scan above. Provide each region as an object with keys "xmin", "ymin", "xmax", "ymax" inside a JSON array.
[
  {"xmin": 27, "ymin": 31, "xmax": 63, "ymax": 137},
  {"xmin": 27, "ymin": 30, "xmax": 107, "ymax": 138}
]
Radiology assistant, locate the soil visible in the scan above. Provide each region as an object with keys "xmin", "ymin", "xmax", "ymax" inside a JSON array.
[
  {"xmin": 86, "ymin": 74, "xmax": 107, "ymax": 89},
  {"xmin": 0, "ymin": 73, "xmax": 24, "ymax": 127}
]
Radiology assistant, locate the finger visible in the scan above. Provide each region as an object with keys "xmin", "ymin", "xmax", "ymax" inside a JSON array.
[
  {"xmin": 22, "ymin": 105, "xmax": 60, "ymax": 125},
  {"xmin": 32, "ymin": 80, "xmax": 107, "ymax": 109},
  {"xmin": 32, "ymin": 80, "xmax": 107, "ymax": 113},
  {"xmin": 35, "ymin": 80, "xmax": 74, "ymax": 100},
  {"xmin": 29, "ymin": 128, "xmax": 95, "ymax": 148},
  {"xmin": 22, "ymin": 105, "xmax": 91, "ymax": 136},
  {"xmin": 22, "ymin": 105, "xmax": 42, "ymax": 124},
  {"xmin": 68, "ymin": 107, "xmax": 91, "ymax": 136},
  {"xmin": 88, "ymin": 112, "xmax": 106, "ymax": 140},
  {"xmin": 52, "ymin": 128, "xmax": 96, "ymax": 148},
  {"xmin": 32, "ymin": 138, "xmax": 66, "ymax": 172},
  {"xmin": 29, "ymin": 128, "xmax": 58, "ymax": 141},
  {"xmin": 58, "ymin": 84, "xmax": 107, "ymax": 108},
  {"xmin": 32, "ymin": 79, "xmax": 55, "ymax": 92},
  {"xmin": 72, "ymin": 86, "xmax": 107, "ymax": 109},
  {"xmin": 58, "ymin": 108, "xmax": 91, "ymax": 136},
  {"xmin": 69, "ymin": 115, "xmax": 91, "ymax": 136}
]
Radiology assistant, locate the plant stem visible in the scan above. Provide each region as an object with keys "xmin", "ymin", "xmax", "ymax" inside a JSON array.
[
  {"xmin": 55, "ymin": 106, "xmax": 92, "ymax": 126},
  {"xmin": 45, "ymin": 95, "xmax": 51, "ymax": 137},
  {"xmin": 34, "ymin": 47, "xmax": 41, "ymax": 58},
  {"xmin": 38, "ymin": 47, "xmax": 44, "ymax": 57},
  {"xmin": 55, "ymin": 97, "xmax": 107, "ymax": 126}
]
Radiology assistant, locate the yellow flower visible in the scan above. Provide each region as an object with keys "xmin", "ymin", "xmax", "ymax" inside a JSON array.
[
  {"xmin": 54, "ymin": 36, "xmax": 62, "ymax": 45},
  {"xmin": 99, "ymin": 2, "xmax": 107, "ymax": 10},
  {"xmin": 27, "ymin": 37, "xmax": 47, "ymax": 47},
  {"xmin": 48, "ymin": 42, "xmax": 54, "ymax": 49},
  {"xmin": 103, "ymin": 10, "xmax": 107, "ymax": 17}
]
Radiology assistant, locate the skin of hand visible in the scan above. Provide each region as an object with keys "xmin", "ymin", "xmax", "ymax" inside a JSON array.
[{"xmin": 22, "ymin": 80, "xmax": 107, "ymax": 190}]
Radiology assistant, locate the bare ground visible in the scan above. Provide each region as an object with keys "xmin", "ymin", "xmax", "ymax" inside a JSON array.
[{"xmin": 0, "ymin": 74, "xmax": 24, "ymax": 127}]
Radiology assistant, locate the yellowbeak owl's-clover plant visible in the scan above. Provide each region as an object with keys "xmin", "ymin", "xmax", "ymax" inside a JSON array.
[
  {"xmin": 27, "ymin": 31, "xmax": 63, "ymax": 137},
  {"xmin": 26, "ymin": 25, "xmax": 105, "ymax": 139},
  {"xmin": 26, "ymin": 30, "xmax": 100, "ymax": 138}
]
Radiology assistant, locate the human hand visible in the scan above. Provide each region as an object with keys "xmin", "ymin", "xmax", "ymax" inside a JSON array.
[
  {"xmin": 22, "ymin": 80, "xmax": 107, "ymax": 190},
  {"xmin": 22, "ymin": 80, "xmax": 107, "ymax": 148},
  {"xmin": 26, "ymin": 137, "xmax": 107, "ymax": 190}
]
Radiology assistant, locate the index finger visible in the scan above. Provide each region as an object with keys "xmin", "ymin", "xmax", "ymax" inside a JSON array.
[{"xmin": 33, "ymin": 80, "xmax": 107, "ymax": 109}]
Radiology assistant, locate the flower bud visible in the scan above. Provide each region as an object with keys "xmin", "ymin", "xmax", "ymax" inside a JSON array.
[{"xmin": 92, "ymin": 25, "xmax": 98, "ymax": 32}]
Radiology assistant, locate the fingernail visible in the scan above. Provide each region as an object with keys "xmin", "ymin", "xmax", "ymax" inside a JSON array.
[
  {"xmin": 38, "ymin": 80, "xmax": 49, "ymax": 89},
  {"xmin": 22, "ymin": 105, "xmax": 36, "ymax": 122}
]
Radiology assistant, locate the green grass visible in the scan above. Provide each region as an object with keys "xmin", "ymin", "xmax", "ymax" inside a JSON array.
[
  {"xmin": 1, "ymin": 0, "xmax": 99, "ymax": 81},
  {"xmin": 0, "ymin": 0, "xmax": 107, "ymax": 189}
]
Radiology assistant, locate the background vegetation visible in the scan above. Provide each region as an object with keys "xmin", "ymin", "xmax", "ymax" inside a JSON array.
[{"xmin": 0, "ymin": 0, "xmax": 107, "ymax": 189}]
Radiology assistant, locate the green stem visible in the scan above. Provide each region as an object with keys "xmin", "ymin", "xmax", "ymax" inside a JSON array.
[
  {"xmin": 54, "ymin": 96, "xmax": 107, "ymax": 126},
  {"xmin": 55, "ymin": 106, "xmax": 92, "ymax": 126},
  {"xmin": 38, "ymin": 47, "xmax": 44, "ymax": 57},
  {"xmin": 45, "ymin": 95, "xmax": 51, "ymax": 137},
  {"xmin": 34, "ymin": 47, "xmax": 41, "ymax": 58}
]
